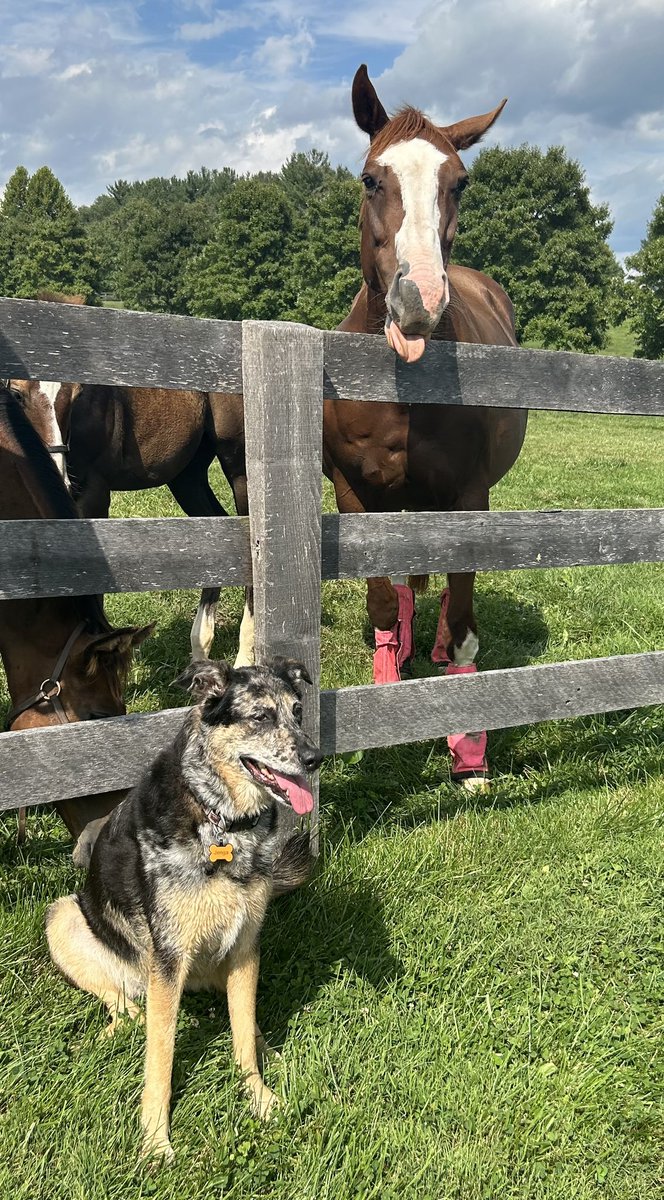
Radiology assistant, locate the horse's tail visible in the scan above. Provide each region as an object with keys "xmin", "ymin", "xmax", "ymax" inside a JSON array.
[{"xmin": 408, "ymin": 574, "xmax": 430, "ymax": 594}]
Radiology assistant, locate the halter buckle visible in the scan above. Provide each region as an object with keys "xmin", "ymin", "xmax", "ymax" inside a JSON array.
[{"xmin": 39, "ymin": 678, "xmax": 62, "ymax": 702}]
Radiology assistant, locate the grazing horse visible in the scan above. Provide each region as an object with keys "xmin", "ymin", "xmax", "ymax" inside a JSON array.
[
  {"xmin": 320, "ymin": 66, "xmax": 528, "ymax": 786},
  {"xmin": 0, "ymin": 386, "xmax": 152, "ymax": 857}
]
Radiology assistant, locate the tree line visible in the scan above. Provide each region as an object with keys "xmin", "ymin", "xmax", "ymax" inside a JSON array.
[{"xmin": 0, "ymin": 146, "xmax": 662, "ymax": 356}]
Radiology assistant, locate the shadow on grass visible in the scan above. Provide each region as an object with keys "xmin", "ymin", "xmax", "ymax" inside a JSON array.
[{"xmin": 171, "ymin": 873, "xmax": 400, "ymax": 1090}]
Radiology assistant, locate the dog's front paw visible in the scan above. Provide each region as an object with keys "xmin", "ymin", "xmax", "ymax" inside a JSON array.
[
  {"xmin": 140, "ymin": 1134, "xmax": 175, "ymax": 1165},
  {"xmin": 249, "ymin": 1083, "xmax": 279, "ymax": 1122}
]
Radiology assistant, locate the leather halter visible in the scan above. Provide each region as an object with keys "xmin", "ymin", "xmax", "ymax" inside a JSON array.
[{"xmin": 5, "ymin": 621, "xmax": 86, "ymax": 730}]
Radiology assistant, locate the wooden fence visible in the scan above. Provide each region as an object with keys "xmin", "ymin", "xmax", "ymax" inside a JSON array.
[{"xmin": 1, "ymin": 297, "xmax": 663, "ymax": 834}]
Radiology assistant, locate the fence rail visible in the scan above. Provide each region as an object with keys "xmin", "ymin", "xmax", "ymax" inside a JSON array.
[
  {"xmin": 3, "ymin": 296, "xmax": 664, "ymax": 415},
  {"xmin": 0, "ymin": 303, "xmax": 663, "ymax": 830},
  {"xmin": 1, "ymin": 507, "xmax": 663, "ymax": 602}
]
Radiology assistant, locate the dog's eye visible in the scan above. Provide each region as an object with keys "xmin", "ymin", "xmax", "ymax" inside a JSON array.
[
  {"xmin": 293, "ymin": 702, "xmax": 303, "ymax": 723},
  {"xmin": 252, "ymin": 710, "xmax": 273, "ymax": 725}
]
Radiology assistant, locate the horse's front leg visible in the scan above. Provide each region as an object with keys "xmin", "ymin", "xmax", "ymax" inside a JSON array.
[
  {"xmin": 432, "ymin": 569, "xmax": 488, "ymax": 790},
  {"xmin": 330, "ymin": 468, "xmax": 414, "ymax": 685}
]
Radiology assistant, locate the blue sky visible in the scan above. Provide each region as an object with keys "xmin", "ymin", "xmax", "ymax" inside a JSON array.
[{"xmin": 1, "ymin": 0, "xmax": 663, "ymax": 256}]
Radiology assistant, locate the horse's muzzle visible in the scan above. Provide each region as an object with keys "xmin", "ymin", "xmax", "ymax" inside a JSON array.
[{"xmin": 386, "ymin": 266, "xmax": 448, "ymax": 337}]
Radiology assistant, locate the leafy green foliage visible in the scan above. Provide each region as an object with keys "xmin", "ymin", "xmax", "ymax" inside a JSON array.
[
  {"xmin": 80, "ymin": 167, "xmax": 237, "ymax": 306},
  {"xmin": 184, "ymin": 178, "xmax": 298, "ymax": 320},
  {"xmin": 453, "ymin": 145, "xmax": 625, "ymax": 351},
  {"xmin": 626, "ymin": 194, "xmax": 664, "ymax": 359},
  {"xmin": 0, "ymin": 166, "xmax": 99, "ymax": 300},
  {"xmin": 291, "ymin": 174, "xmax": 363, "ymax": 328}
]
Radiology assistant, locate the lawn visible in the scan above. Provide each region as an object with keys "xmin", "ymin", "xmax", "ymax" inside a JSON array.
[{"xmin": 0, "ymin": 409, "xmax": 662, "ymax": 1200}]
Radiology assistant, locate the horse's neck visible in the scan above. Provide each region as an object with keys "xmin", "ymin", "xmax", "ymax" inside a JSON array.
[
  {"xmin": 0, "ymin": 598, "xmax": 79, "ymax": 699},
  {"xmin": 338, "ymin": 286, "xmax": 386, "ymax": 334}
]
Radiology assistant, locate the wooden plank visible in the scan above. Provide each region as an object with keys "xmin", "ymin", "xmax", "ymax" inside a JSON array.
[
  {"xmin": 0, "ymin": 506, "xmax": 661, "ymax": 601},
  {"xmin": 0, "ymin": 707, "xmax": 188, "ymax": 809},
  {"xmin": 319, "ymin": 652, "xmax": 664, "ymax": 754},
  {"xmin": 1, "ymin": 651, "xmax": 662, "ymax": 810},
  {"xmin": 0, "ymin": 297, "xmax": 242, "ymax": 391},
  {"xmin": 2, "ymin": 296, "xmax": 663, "ymax": 416},
  {"xmin": 321, "ymin": 508, "xmax": 664, "ymax": 579},
  {"xmin": 242, "ymin": 320, "xmax": 325, "ymax": 847},
  {"xmin": 0, "ymin": 516, "xmax": 251, "ymax": 599},
  {"xmin": 323, "ymin": 331, "xmax": 664, "ymax": 416}
]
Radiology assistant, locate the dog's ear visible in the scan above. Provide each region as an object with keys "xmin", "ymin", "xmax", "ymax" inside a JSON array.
[
  {"xmin": 174, "ymin": 659, "xmax": 232, "ymax": 700},
  {"xmin": 268, "ymin": 656, "xmax": 313, "ymax": 689}
]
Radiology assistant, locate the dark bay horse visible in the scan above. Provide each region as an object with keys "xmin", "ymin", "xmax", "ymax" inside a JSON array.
[
  {"xmin": 10, "ymin": 339, "xmax": 247, "ymax": 663},
  {"xmin": 319, "ymin": 66, "xmax": 528, "ymax": 786},
  {"xmin": 0, "ymin": 386, "xmax": 152, "ymax": 858}
]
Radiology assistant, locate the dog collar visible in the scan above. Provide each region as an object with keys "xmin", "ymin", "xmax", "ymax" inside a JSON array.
[{"xmin": 195, "ymin": 792, "xmax": 265, "ymax": 834}]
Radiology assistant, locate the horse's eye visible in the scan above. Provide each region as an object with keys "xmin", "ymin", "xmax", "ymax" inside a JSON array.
[
  {"xmin": 455, "ymin": 177, "xmax": 469, "ymax": 196},
  {"xmin": 362, "ymin": 174, "xmax": 378, "ymax": 192}
]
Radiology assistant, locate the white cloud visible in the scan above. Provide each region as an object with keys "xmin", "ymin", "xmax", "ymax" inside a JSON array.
[
  {"xmin": 57, "ymin": 62, "xmax": 93, "ymax": 81},
  {"xmin": 0, "ymin": 0, "xmax": 662, "ymax": 257},
  {"xmin": 253, "ymin": 29, "xmax": 314, "ymax": 75}
]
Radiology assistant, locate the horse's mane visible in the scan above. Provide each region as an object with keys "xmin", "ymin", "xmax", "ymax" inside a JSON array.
[
  {"xmin": 0, "ymin": 390, "xmax": 112, "ymax": 635},
  {"xmin": 34, "ymin": 290, "xmax": 86, "ymax": 305},
  {"xmin": 370, "ymin": 106, "xmax": 449, "ymax": 157}
]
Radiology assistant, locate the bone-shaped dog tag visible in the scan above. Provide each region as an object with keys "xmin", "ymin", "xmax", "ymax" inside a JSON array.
[{"xmin": 209, "ymin": 843, "xmax": 233, "ymax": 863}]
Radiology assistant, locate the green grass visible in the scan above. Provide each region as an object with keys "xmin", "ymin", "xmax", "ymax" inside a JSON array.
[
  {"xmin": 1, "ymin": 411, "xmax": 663, "ymax": 1199},
  {"xmin": 604, "ymin": 323, "xmax": 637, "ymax": 359}
]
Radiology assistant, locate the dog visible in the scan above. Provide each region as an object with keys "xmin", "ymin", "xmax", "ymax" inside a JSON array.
[{"xmin": 46, "ymin": 656, "xmax": 322, "ymax": 1160}]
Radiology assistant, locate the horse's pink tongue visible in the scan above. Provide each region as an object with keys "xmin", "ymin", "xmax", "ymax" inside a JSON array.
[
  {"xmin": 270, "ymin": 769, "xmax": 314, "ymax": 815},
  {"xmin": 384, "ymin": 320, "xmax": 427, "ymax": 363}
]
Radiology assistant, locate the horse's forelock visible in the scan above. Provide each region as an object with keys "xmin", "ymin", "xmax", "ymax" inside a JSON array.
[{"xmin": 368, "ymin": 106, "xmax": 452, "ymax": 159}]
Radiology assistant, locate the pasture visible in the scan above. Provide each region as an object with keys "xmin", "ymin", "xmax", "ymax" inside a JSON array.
[{"xmin": 0, "ymin": 407, "xmax": 662, "ymax": 1199}]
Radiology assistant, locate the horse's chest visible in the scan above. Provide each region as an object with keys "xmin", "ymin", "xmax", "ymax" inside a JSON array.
[{"xmin": 336, "ymin": 403, "xmax": 410, "ymax": 492}]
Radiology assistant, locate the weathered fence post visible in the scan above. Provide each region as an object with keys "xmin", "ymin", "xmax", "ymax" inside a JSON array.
[{"xmin": 242, "ymin": 320, "xmax": 325, "ymax": 849}]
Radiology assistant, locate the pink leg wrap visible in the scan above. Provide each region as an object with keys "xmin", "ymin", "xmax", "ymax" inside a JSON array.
[
  {"xmin": 431, "ymin": 589, "xmax": 488, "ymax": 781},
  {"xmin": 373, "ymin": 584, "xmax": 415, "ymax": 684}
]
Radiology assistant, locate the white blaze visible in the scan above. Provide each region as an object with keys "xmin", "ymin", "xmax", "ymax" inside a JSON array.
[
  {"xmin": 37, "ymin": 380, "xmax": 69, "ymax": 485},
  {"xmin": 376, "ymin": 138, "xmax": 448, "ymax": 305}
]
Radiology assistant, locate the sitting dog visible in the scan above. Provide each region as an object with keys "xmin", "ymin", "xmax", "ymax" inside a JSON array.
[{"xmin": 46, "ymin": 657, "xmax": 322, "ymax": 1160}]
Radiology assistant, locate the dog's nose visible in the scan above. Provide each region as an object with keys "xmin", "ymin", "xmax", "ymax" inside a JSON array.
[{"xmin": 301, "ymin": 744, "xmax": 323, "ymax": 772}]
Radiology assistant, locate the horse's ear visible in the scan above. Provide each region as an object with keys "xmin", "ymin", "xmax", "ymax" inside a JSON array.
[
  {"xmin": 441, "ymin": 99, "xmax": 507, "ymax": 151},
  {"xmin": 83, "ymin": 623, "xmax": 154, "ymax": 674},
  {"xmin": 85, "ymin": 624, "xmax": 154, "ymax": 658},
  {"xmin": 352, "ymin": 64, "xmax": 389, "ymax": 139}
]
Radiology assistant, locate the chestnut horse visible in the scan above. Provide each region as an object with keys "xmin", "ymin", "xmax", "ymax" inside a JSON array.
[
  {"xmin": 319, "ymin": 66, "xmax": 528, "ymax": 786},
  {"xmin": 0, "ymin": 386, "xmax": 152, "ymax": 858}
]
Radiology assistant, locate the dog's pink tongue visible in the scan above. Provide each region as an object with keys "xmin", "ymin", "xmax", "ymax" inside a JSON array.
[
  {"xmin": 384, "ymin": 319, "xmax": 427, "ymax": 363},
  {"xmin": 270, "ymin": 770, "xmax": 314, "ymax": 815}
]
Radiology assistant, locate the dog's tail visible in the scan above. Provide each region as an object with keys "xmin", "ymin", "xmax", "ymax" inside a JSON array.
[{"xmin": 272, "ymin": 831, "xmax": 314, "ymax": 897}]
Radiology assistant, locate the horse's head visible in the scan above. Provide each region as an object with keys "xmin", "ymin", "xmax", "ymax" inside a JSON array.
[
  {"xmin": 353, "ymin": 65, "xmax": 506, "ymax": 363},
  {"xmin": 7, "ymin": 379, "xmax": 79, "ymax": 489}
]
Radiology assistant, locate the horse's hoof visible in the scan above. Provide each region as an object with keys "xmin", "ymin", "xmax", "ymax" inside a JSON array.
[{"xmin": 456, "ymin": 775, "xmax": 490, "ymax": 793}]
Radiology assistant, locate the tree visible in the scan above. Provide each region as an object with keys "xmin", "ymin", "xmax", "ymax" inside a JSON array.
[
  {"xmin": 0, "ymin": 165, "xmax": 99, "ymax": 300},
  {"xmin": 184, "ymin": 179, "xmax": 297, "ymax": 321},
  {"xmin": 80, "ymin": 167, "xmax": 238, "ymax": 301},
  {"xmin": 626, "ymin": 195, "xmax": 664, "ymax": 359},
  {"xmin": 291, "ymin": 174, "xmax": 363, "ymax": 328},
  {"xmin": 452, "ymin": 145, "xmax": 623, "ymax": 351},
  {"xmin": 280, "ymin": 149, "xmax": 334, "ymax": 212}
]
